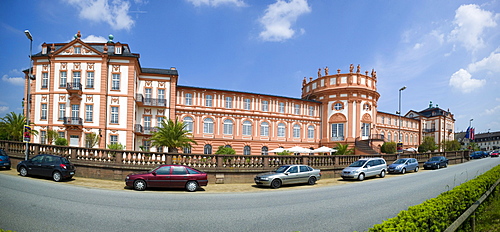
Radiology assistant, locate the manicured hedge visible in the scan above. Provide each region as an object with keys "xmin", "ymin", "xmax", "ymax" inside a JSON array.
[{"xmin": 369, "ymin": 164, "xmax": 500, "ymax": 231}]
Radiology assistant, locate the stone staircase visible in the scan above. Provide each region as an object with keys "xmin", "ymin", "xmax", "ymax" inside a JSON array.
[{"xmin": 355, "ymin": 139, "xmax": 379, "ymax": 155}]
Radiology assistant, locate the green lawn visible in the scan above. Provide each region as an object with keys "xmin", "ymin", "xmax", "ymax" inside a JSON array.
[{"xmin": 475, "ymin": 187, "xmax": 500, "ymax": 232}]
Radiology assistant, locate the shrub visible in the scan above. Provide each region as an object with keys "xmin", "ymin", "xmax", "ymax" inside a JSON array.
[
  {"xmin": 381, "ymin": 142, "xmax": 397, "ymax": 154},
  {"xmin": 54, "ymin": 138, "xmax": 68, "ymax": 146}
]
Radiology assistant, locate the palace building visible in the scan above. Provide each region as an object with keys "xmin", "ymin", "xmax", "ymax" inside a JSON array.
[{"xmin": 24, "ymin": 32, "xmax": 455, "ymax": 155}]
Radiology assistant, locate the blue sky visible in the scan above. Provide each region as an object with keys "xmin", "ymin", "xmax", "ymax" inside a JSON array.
[{"xmin": 1, "ymin": 0, "xmax": 499, "ymax": 134}]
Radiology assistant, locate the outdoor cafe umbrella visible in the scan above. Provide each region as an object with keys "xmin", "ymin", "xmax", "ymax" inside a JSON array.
[
  {"xmin": 286, "ymin": 146, "xmax": 313, "ymax": 154},
  {"xmin": 312, "ymin": 146, "xmax": 337, "ymax": 153},
  {"xmin": 269, "ymin": 147, "xmax": 285, "ymax": 153}
]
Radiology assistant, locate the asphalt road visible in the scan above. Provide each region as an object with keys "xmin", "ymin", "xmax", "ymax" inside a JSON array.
[{"xmin": 1, "ymin": 158, "xmax": 499, "ymax": 232}]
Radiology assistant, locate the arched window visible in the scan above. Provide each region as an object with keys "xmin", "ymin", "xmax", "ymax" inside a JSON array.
[
  {"xmin": 223, "ymin": 119, "xmax": 233, "ymax": 135},
  {"xmin": 260, "ymin": 122, "xmax": 269, "ymax": 136},
  {"xmin": 244, "ymin": 146, "xmax": 251, "ymax": 155},
  {"xmin": 204, "ymin": 144, "xmax": 212, "ymax": 154},
  {"xmin": 381, "ymin": 131, "xmax": 385, "ymax": 140},
  {"xmin": 225, "ymin": 145, "xmax": 232, "ymax": 148},
  {"xmin": 388, "ymin": 132, "xmax": 392, "ymax": 142},
  {"xmin": 261, "ymin": 146, "xmax": 269, "ymax": 155},
  {"xmin": 242, "ymin": 120, "xmax": 252, "ymax": 136},
  {"xmin": 183, "ymin": 116, "xmax": 193, "ymax": 133},
  {"xmin": 203, "ymin": 118, "xmax": 214, "ymax": 134},
  {"xmin": 277, "ymin": 123, "xmax": 285, "ymax": 137},
  {"xmin": 293, "ymin": 124, "xmax": 301, "ymax": 138},
  {"xmin": 405, "ymin": 134, "xmax": 409, "ymax": 143},
  {"xmin": 307, "ymin": 125, "xmax": 314, "ymax": 139}
]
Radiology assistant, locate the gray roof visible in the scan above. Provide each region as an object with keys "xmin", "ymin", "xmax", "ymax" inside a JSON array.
[{"xmin": 141, "ymin": 68, "xmax": 178, "ymax": 75}]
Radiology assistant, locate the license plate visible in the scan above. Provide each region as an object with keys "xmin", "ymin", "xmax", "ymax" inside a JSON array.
[
  {"xmin": 70, "ymin": 172, "xmax": 75, "ymax": 175},
  {"xmin": 3, "ymin": 163, "xmax": 9, "ymax": 166}
]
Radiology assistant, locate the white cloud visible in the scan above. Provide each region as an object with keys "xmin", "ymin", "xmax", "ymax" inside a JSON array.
[
  {"xmin": 2, "ymin": 74, "xmax": 24, "ymax": 86},
  {"xmin": 64, "ymin": 0, "xmax": 135, "ymax": 30},
  {"xmin": 82, "ymin": 35, "xmax": 108, "ymax": 43},
  {"xmin": 186, "ymin": 0, "xmax": 246, "ymax": 7},
  {"xmin": 468, "ymin": 52, "xmax": 500, "ymax": 73},
  {"xmin": 448, "ymin": 4, "xmax": 498, "ymax": 52},
  {"xmin": 449, "ymin": 69, "xmax": 486, "ymax": 93},
  {"xmin": 0, "ymin": 106, "xmax": 9, "ymax": 115},
  {"xmin": 258, "ymin": 0, "xmax": 311, "ymax": 42},
  {"xmin": 484, "ymin": 104, "xmax": 500, "ymax": 115}
]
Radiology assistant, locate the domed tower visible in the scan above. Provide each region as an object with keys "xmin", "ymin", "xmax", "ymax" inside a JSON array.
[{"xmin": 301, "ymin": 64, "xmax": 380, "ymax": 151}]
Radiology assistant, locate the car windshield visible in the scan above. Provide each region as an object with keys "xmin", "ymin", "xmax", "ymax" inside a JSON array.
[
  {"xmin": 429, "ymin": 157, "xmax": 441, "ymax": 161},
  {"xmin": 0, "ymin": 149, "xmax": 7, "ymax": 156},
  {"xmin": 275, "ymin": 165, "xmax": 291, "ymax": 173},
  {"xmin": 349, "ymin": 160, "xmax": 367, "ymax": 167},
  {"xmin": 393, "ymin": 159, "xmax": 407, "ymax": 164}
]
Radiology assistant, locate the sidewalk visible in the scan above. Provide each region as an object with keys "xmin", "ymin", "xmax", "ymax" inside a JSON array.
[{"xmin": 1, "ymin": 168, "xmax": 391, "ymax": 193}]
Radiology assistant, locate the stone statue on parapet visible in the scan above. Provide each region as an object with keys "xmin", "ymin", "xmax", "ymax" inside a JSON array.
[
  {"xmin": 356, "ymin": 64, "xmax": 360, "ymax": 73},
  {"xmin": 318, "ymin": 68, "xmax": 322, "ymax": 78},
  {"xmin": 350, "ymin": 64, "xmax": 354, "ymax": 73},
  {"xmin": 325, "ymin": 66, "xmax": 329, "ymax": 76}
]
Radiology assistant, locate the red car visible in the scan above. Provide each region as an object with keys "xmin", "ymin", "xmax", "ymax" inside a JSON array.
[
  {"xmin": 125, "ymin": 165, "xmax": 208, "ymax": 192},
  {"xmin": 491, "ymin": 151, "xmax": 499, "ymax": 158}
]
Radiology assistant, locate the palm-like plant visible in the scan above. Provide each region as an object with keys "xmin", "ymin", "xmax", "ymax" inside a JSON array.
[
  {"xmin": 334, "ymin": 143, "xmax": 354, "ymax": 155},
  {"xmin": 85, "ymin": 132, "xmax": 99, "ymax": 148},
  {"xmin": 0, "ymin": 112, "xmax": 28, "ymax": 141},
  {"xmin": 46, "ymin": 129, "xmax": 59, "ymax": 145},
  {"xmin": 151, "ymin": 118, "xmax": 197, "ymax": 153}
]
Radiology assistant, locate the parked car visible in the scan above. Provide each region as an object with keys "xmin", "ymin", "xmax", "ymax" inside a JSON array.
[
  {"xmin": 125, "ymin": 165, "xmax": 208, "ymax": 192},
  {"xmin": 490, "ymin": 150, "xmax": 499, "ymax": 158},
  {"xmin": 254, "ymin": 165, "xmax": 321, "ymax": 189},
  {"xmin": 423, "ymin": 156, "xmax": 448, "ymax": 169},
  {"xmin": 341, "ymin": 158, "xmax": 387, "ymax": 181},
  {"xmin": 0, "ymin": 149, "xmax": 11, "ymax": 170},
  {"xmin": 387, "ymin": 158, "xmax": 419, "ymax": 174},
  {"xmin": 470, "ymin": 151, "xmax": 486, "ymax": 159},
  {"xmin": 17, "ymin": 154, "xmax": 75, "ymax": 181}
]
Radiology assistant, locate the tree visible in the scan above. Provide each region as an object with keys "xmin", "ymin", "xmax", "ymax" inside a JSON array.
[
  {"xmin": 55, "ymin": 138, "xmax": 68, "ymax": 146},
  {"xmin": 334, "ymin": 143, "xmax": 354, "ymax": 155},
  {"xmin": 215, "ymin": 146, "xmax": 236, "ymax": 155},
  {"xmin": 418, "ymin": 136, "xmax": 438, "ymax": 153},
  {"xmin": 0, "ymin": 112, "xmax": 26, "ymax": 141},
  {"xmin": 443, "ymin": 140, "xmax": 461, "ymax": 151},
  {"xmin": 46, "ymin": 129, "xmax": 59, "ymax": 145},
  {"xmin": 151, "ymin": 118, "xmax": 197, "ymax": 153},
  {"xmin": 85, "ymin": 132, "xmax": 99, "ymax": 148},
  {"xmin": 381, "ymin": 142, "xmax": 397, "ymax": 154}
]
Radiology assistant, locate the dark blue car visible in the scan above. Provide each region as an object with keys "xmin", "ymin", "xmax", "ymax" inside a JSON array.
[
  {"xmin": 423, "ymin": 156, "xmax": 448, "ymax": 169},
  {"xmin": 0, "ymin": 149, "xmax": 11, "ymax": 170},
  {"xmin": 470, "ymin": 151, "xmax": 487, "ymax": 159}
]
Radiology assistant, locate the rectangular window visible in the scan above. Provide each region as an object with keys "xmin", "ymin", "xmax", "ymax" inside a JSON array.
[
  {"xmin": 60, "ymin": 71, "xmax": 67, "ymax": 88},
  {"xmin": 308, "ymin": 126, "xmax": 314, "ymax": 139},
  {"xmin": 112, "ymin": 74, "xmax": 120, "ymax": 90},
  {"xmin": 225, "ymin": 97, "xmax": 232, "ymax": 109},
  {"xmin": 309, "ymin": 106, "xmax": 314, "ymax": 116},
  {"xmin": 294, "ymin": 104, "xmax": 300, "ymax": 115},
  {"xmin": 331, "ymin": 123, "xmax": 345, "ymax": 141},
  {"xmin": 41, "ymin": 104, "xmax": 47, "ymax": 120},
  {"xmin": 42, "ymin": 73, "xmax": 48, "ymax": 88},
  {"xmin": 110, "ymin": 135, "xmax": 118, "ymax": 145},
  {"xmin": 74, "ymin": 46, "xmax": 81, "ymax": 54},
  {"xmin": 71, "ymin": 104, "xmax": 79, "ymax": 118},
  {"xmin": 185, "ymin": 93, "xmax": 192, "ymax": 106},
  {"xmin": 85, "ymin": 105, "xmax": 93, "ymax": 122},
  {"xmin": 58, "ymin": 131, "xmax": 65, "ymax": 139},
  {"xmin": 205, "ymin": 95, "xmax": 213, "ymax": 107},
  {"xmin": 158, "ymin": 89, "xmax": 165, "ymax": 105},
  {"xmin": 40, "ymin": 131, "xmax": 46, "ymax": 144},
  {"xmin": 244, "ymin": 99, "xmax": 251, "ymax": 110},
  {"xmin": 262, "ymin": 101, "xmax": 269, "ymax": 112},
  {"xmin": 279, "ymin": 102, "xmax": 285, "ymax": 113},
  {"xmin": 86, "ymin": 72, "xmax": 94, "ymax": 88},
  {"xmin": 58, "ymin": 103, "xmax": 65, "ymax": 120},
  {"xmin": 157, "ymin": 116, "xmax": 164, "ymax": 128},
  {"xmin": 111, "ymin": 106, "xmax": 119, "ymax": 124},
  {"xmin": 73, "ymin": 71, "xmax": 81, "ymax": 84},
  {"xmin": 145, "ymin": 88, "xmax": 152, "ymax": 99},
  {"xmin": 144, "ymin": 116, "xmax": 151, "ymax": 130}
]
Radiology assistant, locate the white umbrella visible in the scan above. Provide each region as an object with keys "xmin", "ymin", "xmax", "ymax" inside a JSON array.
[
  {"xmin": 312, "ymin": 146, "xmax": 337, "ymax": 153},
  {"xmin": 404, "ymin": 147, "xmax": 418, "ymax": 152},
  {"xmin": 269, "ymin": 147, "xmax": 285, "ymax": 153},
  {"xmin": 287, "ymin": 146, "xmax": 312, "ymax": 153}
]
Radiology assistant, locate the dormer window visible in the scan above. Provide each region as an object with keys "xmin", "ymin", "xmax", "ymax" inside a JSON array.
[
  {"xmin": 42, "ymin": 46, "xmax": 47, "ymax": 54},
  {"xmin": 115, "ymin": 44, "xmax": 122, "ymax": 54},
  {"xmin": 74, "ymin": 46, "xmax": 81, "ymax": 54}
]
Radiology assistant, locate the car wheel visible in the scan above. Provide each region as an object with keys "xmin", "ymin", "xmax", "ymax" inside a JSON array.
[
  {"xmin": 271, "ymin": 179, "xmax": 282, "ymax": 189},
  {"xmin": 19, "ymin": 166, "xmax": 28, "ymax": 177},
  {"xmin": 444, "ymin": 163, "xmax": 448, "ymax": 168},
  {"xmin": 415, "ymin": 166, "xmax": 419, "ymax": 172},
  {"xmin": 186, "ymin": 181, "xmax": 199, "ymax": 192},
  {"xmin": 52, "ymin": 171, "xmax": 62, "ymax": 182},
  {"xmin": 379, "ymin": 170, "xmax": 386, "ymax": 178},
  {"xmin": 357, "ymin": 173, "xmax": 365, "ymax": 181},
  {"xmin": 308, "ymin": 176, "xmax": 317, "ymax": 185},
  {"xmin": 133, "ymin": 179, "xmax": 147, "ymax": 191},
  {"xmin": 401, "ymin": 168, "xmax": 406, "ymax": 174},
  {"xmin": 437, "ymin": 164, "xmax": 440, "ymax": 169}
]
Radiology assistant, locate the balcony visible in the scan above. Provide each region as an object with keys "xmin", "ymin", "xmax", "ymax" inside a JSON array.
[
  {"xmin": 135, "ymin": 94, "xmax": 166, "ymax": 107},
  {"xmin": 423, "ymin": 128, "xmax": 436, "ymax": 133},
  {"xmin": 66, "ymin": 82, "xmax": 82, "ymax": 95},
  {"xmin": 134, "ymin": 124, "xmax": 158, "ymax": 135},
  {"xmin": 63, "ymin": 117, "xmax": 83, "ymax": 130}
]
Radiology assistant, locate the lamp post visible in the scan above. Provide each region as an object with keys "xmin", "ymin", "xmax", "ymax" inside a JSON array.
[
  {"xmin": 24, "ymin": 30, "xmax": 33, "ymax": 161},
  {"xmin": 398, "ymin": 86, "xmax": 406, "ymax": 153}
]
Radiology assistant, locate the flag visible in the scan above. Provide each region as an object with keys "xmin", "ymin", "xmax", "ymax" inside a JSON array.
[
  {"xmin": 471, "ymin": 127, "xmax": 475, "ymax": 140},
  {"xmin": 465, "ymin": 127, "xmax": 470, "ymax": 139}
]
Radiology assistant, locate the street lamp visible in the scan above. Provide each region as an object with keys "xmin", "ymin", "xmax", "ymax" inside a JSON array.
[
  {"xmin": 24, "ymin": 30, "xmax": 33, "ymax": 161},
  {"xmin": 398, "ymin": 86, "xmax": 406, "ymax": 151}
]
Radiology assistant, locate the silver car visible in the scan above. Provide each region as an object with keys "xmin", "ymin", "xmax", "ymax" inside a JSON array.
[
  {"xmin": 387, "ymin": 158, "xmax": 419, "ymax": 174},
  {"xmin": 254, "ymin": 165, "xmax": 321, "ymax": 189},
  {"xmin": 341, "ymin": 158, "xmax": 387, "ymax": 181}
]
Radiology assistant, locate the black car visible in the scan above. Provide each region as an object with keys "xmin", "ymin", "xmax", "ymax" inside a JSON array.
[
  {"xmin": 423, "ymin": 156, "xmax": 448, "ymax": 169},
  {"xmin": 17, "ymin": 154, "xmax": 76, "ymax": 182}
]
